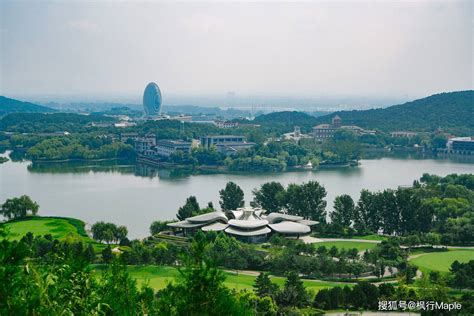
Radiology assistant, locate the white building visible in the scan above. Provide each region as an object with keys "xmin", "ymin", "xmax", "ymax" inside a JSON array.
[
  {"xmin": 214, "ymin": 120, "xmax": 239, "ymax": 129},
  {"xmin": 155, "ymin": 140, "xmax": 192, "ymax": 157}
]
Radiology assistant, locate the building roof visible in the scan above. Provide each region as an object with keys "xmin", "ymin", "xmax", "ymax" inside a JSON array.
[
  {"xmin": 313, "ymin": 124, "xmax": 333, "ymax": 129},
  {"xmin": 215, "ymin": 142, "xmax": 255, "ymax": 146},
  {"xmin": 168, "ymin": 220, "xmax": 207, "ymax": 228},
  {"xmin": 156, "ymin": 139, "xmax": 192, "ymax": 146},
  {"xmin": 296, "ymin": 219, "xmax": 319, "ymax": 226},
  {"xmin": 450, "ymin": 137, "xmax": 474, "ymax": 142},
  {"xmin": 225, "ymin": 226, "xmax": 272, "ymax": 237},
  {"xmin": 167, "ymin": 208, "xmax": 315, "ymax": 238},
  {"xmin": 186, "ymin": 211, "xmax": 228, "ymax": 224},
  {"xmin": 202, "ymin": 222, "xmax": 229, "ymax": 232},
  {"xmin": 268, "ymin": 221, "xmax": 311, "ymax": 234},
  {"xmin": 265, "ymin": 213, "xmax": 304, "ymax": 224},
  {"xmin": 228, "ymin": 219, "xmax": 269, "ymax": 229},
  {"xmin": 202, "ymin": 135, "xmax": 245, "ymax": 139}
]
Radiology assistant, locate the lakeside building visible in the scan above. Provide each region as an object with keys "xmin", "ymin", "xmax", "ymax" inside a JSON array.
[
  {"xmin": 155, "ymin": 139, "xmax": 192, "ymax": 157},
  {"xmin": 390, "ymin": 131, "xmax": 418, "ymax": 138},
  {"xmin": 312, "ymin": 116, "xmax": 375, "ymax": 141},
  {"xmin": 214, "ymin": 120, "xmax": 239, "ymax": 129},
  {"xmin": 446, "ymin": 137, "xmax": 474, "ymax": 155},
  {"xmin": 200, "ymin": 135, "xmax": 255, "ymax": 155},
  {"xmin": 114, "ymin": 121, "xmax": 137, "ymax": 128},
  {"xmin": 143, "ymin": 82, "xmax": 162, "ymax": 118},
  {"xmin": 145, "ymin": 114, "xmax": 193, "ymax": 122},
  {"xmin": 283, "ymin": 126, "xmax": 313, "ymax": 142},
  {"xmin": 37, "ymin": 131, "xmax": 70, "ymax": 137},
  {"xmin": 120, "ymin": 133, "xmax": 139, "ymax": 143},
  {"xmin": 134, "ymin": 133, "xmax": 156, "ymax": 156},
  {"xmin": 168, "ymin": 206, "xmax": 318, "ymax": 243}
]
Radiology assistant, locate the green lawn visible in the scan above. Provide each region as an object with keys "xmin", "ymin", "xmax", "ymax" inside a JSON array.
[
  {"xmin": 123, "ymin": 265, "xmax": 348, "ymax": 293},
  {"xmin": 352, "ymin": 234, "xmax": 387, "ymax": 241},
  {"xmin": 0, "ymin": 216, "xmax": 106, "ymax": 251},
  {"xmin": 410, "ymin": 250, "xmax": 474, "ymax": 273},
  {"xmin": 315, "ymin": 241, "xmax": 377, "ymax": 252}
]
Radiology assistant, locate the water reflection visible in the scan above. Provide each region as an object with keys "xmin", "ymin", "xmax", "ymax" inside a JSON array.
[{"xmin": 28, "ymin": 160, "xmax": 136, "ymax": 175}]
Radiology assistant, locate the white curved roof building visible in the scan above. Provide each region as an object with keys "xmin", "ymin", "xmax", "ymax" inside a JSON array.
[
  {"xmin": 167, "ymin": 206, "xmax": 318, "ymax": 242},
  {"xmin": 143, "ymin": 82, "xmax": 162, "ymax": 117}
]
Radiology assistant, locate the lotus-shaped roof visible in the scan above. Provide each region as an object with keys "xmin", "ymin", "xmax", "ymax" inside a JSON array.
[{"xmin": 168, "ymin": 207, "xmax": 318, "ymax": 239}]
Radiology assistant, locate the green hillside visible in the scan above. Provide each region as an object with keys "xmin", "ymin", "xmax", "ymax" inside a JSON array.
[
  {"xmin": 252, "ymin": 111, "xmax": 319, "ymax": 134},
  {"xmin": 0, "ymin": 96, "xmax": 56, "ymax": 116},
  {"xmin": 315, "ymin": 91, "xmax": 473, "ymax": 135}
]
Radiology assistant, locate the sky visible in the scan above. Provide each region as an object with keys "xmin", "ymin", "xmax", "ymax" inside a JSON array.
[{"xmin": 0, "ymin": 0, "xmax": 473, "ymax": 100}]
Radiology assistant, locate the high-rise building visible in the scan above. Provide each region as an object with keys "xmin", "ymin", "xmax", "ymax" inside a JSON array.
[{"xmin": 143, "ymin": 82, "xmax": 162, "ymax": 117}]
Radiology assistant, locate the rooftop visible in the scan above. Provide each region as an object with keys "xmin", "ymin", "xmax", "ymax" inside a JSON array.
[{"xmin": 167, "ymin": 206, "xmax": 318, "ymax": 240}]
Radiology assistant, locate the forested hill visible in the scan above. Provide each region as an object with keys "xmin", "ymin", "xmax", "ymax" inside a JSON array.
[
  {"xmin": 314, "ymin": 91, "xmax": 474, "ymax": 135},
  {"xmin": 0, "ymin": 96, "xmax": 56, "ymax": 116},
  {"xmin": 251, "ymin": 111, "xmax": 319, "ymax": 133}
]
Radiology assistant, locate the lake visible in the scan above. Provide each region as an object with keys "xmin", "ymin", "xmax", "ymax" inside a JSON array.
[{"xmin": 1, "ymin": 154, "xmax": 473, "ymax": 238}]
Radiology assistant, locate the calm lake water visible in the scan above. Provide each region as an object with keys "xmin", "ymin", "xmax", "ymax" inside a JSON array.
[{"xmin": 1, "ymin": 153, "xmax": 473, "ymax": 238}]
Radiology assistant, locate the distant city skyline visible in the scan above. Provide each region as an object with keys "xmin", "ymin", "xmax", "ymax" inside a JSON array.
[{"xmin": 1, "ymin": 1, "xmax": 472, "ymax": 98}]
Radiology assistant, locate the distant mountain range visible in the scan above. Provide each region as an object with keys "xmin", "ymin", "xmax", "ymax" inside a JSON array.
[
  {"xmin": 0, "ymin": 96, "xmax": 56, "ymax": 116},
  {"xmin": 2, "ymin": 91, "xmax": 472, "ymax": 135},
  {"xmin": 254, "ymin": 91, "xmax": 473, "ymax": 135}
]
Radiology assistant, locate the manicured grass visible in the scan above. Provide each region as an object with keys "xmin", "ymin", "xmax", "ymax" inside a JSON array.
[
  {"xmin": 0, "ymin": 216, "xmax": 106, "ymax": 251},
  {"xmin": 123, "ymin": 265, "xmax": 347, "ymax": 292},
  {"xmin": 315, "ymin": 241, "xmax": 377, "ymax": 252},
  {"xmin": 410, "ymin": 250, "xmax": 474, "ymax": 273},
  {"xmin": 352, "ymin": 234, "xmax": 387, "ymax": 241},
  {"xmin": 1, "ymin": 216, "xmax": 86, "ymax": 240}
]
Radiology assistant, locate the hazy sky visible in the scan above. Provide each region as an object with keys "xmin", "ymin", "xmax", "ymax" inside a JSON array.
[{"xmin": 1, "ymin": 0, "xmax": 472, "ymax": 98}]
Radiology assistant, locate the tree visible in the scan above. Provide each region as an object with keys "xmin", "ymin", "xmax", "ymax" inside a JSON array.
[
  {"xmin": 91, "ymin": 221, "xmax": 123, "ymax": 244},
  {"xmin": 177, "ymin": 196, "xmax": 200, "ymax": 220},
  {"xmin": 354, "ymin": 190, "xmax": 378, "ymax": 233},
  {"xmin": 102, "ymin": 245, "xmax": 113, "ymax": 263},
  {"xmin": 331, "ymin": 194, "xmax": 355, "ymax": 227},
  {"xmin": 155, "ymin": 235, "xmax": 252, "ymax": 315},
  {"xmin": 278, "ymin": 271, "xmax": 310, "ymax": 308},
  {"xmin": 284, "ymin": 181, "xmax": 327, "ymax": 222},
  {"xmin": 251, "ymin": 182, "xmax": 286, "ymax": 212},
  {"xmin": 0, "ymin": 195, "xmax": 39, "ymax": 220},
  {"xmin": 150, "ymin": 220, "xmax": 173, "ymax": 235},
  {"xmin": 115, "ymin": 226, "xmax": 128, "ymax": 244},
  {"xmin": 254, "ymin": 273, "xmax": 279, "ymax": 299},
  {"xmin": 84, "ymin": 244, "xmax": 96, "ymax": 262},
  {"xmin": 219, "ymin": 182, "xmax": 245, "ymax": 211}
]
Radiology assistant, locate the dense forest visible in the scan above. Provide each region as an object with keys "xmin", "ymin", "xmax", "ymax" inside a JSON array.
[
  {"xmin": 0, "ymin": 96, "xmax": 56, "ymax": 116},
  {"xmin": 0, "ymin": 112, "xmax": 115, "ymax": 133}
]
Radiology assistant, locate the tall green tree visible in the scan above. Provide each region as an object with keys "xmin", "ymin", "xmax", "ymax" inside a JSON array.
[
  {"xmin": 102, "ymin": 245, "xmax": 113, "ymax": 263},
  {"xmin": 155, "ymin": 234, "xmax": 252, "ymax": 315},
  {"xmin": 219, "ymin": 182, "xmax": 245, "ymax": 211},
  {"xmin": 278, "ymin": 271, "xmax": 310, "ymax": 308},
  {"xmin": 284, "ymin": 181, "xmax": 327, "ymax": 222},
  {"xmin": 330, "ymin": 194, "xmax": 355, "ymax": 227},
  {"xmin": 253, "ymin": 273, "xmax": 279, "ymax": 299},
  {"xmin": 177, "ymin": 196, "xmax": 201, "ymax": 220},
  {"xmin": 251, "ymin": 182, "xmax": 286, "ymax": 212}
]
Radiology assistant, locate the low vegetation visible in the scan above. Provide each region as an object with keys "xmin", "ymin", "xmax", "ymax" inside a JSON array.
[{"xmin": 410, "ymin": 250, "xmax": 474, "ymax": 273}]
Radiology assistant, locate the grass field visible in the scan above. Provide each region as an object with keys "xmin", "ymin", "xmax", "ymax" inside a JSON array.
[
  {"xmin": 121, "ymin": 265, "xmax": 349, "ymax": 292},
  {"xmin": 315, "ymin": 241, "xmax": 377, "ymax": 252},
  {"xmin": 352, "ymin": 234, "xmax": 387, "ymax": 241},
  {"xmin": 0, "ymin": 216, "xmax": 106, "ymax": 250},
  {"xmin": 410, "ymin": 250, "xmax": 474, "ymax": 273}
]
